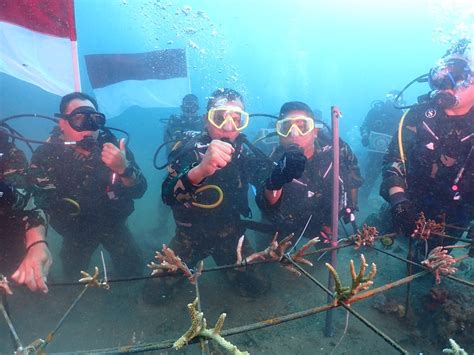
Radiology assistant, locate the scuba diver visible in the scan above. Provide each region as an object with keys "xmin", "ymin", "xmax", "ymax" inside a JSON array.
[
  {"xmin": 380, "ymin": 39, "xmax": 474, "ymax": 260},
  {"xmin": 359, "ymin": 90, "xmax": 405, "ymax": 203},
  {"xmin": 29, "ymin": 92, "xmax": 147, "ymax": 280},
  {"xmin": 0, "ymin": 126, "xmax": 51, "ymax": 293},
  {"xmin": 256, "ymin": 101, "xmax": 363, "ymax": 247},
  {"xmin": 143, "ymin": 88, "xmax": 273, "ymax": 305},
  {"xmin": 163, "ymin": 94, "xmax": 202, "ymax": 154}
]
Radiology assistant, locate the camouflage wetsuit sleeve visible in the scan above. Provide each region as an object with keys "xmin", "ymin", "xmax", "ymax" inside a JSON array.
[
  {"xmin": 30, "ymin": 144, "xmax": 147, "ymax": 206},
  {"xmin": 380, "ymin": 110, "xmax": 416, "ymax": 201},
  {"xmin": 29, "ymin": 144, "xmax": 62, "ymax": 210},
  {"xmin": 161, "ymin": 141, "xmax": 202, "ymax": 206},
  {"xmin": 122, "ymin": 148, "xmax": 147, "ymax": 199},
  {"xmin": 4, "ymin": 147, "xmax": 47, "ymax": 231}
]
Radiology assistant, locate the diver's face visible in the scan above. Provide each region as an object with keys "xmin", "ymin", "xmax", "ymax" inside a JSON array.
[
  {"xmin": 205, "ymin": 99, "xmax": 244, "ymax": 143},
  {"xmin": 279, "ymin": 110, "xmax": 317, "ymax": 150},
  {"xmin": 59, "ymin": 99, "xmax": 99, "ymax": 142},
  {"xmin": 448, "ymin": 79, "xmax": 474, "ymax": 113},
  {"xmin": 181, "ymin": 103, "xmax": 198, "ymax": 117}
]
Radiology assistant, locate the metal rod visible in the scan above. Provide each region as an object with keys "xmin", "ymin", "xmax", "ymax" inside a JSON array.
[
  {"xmin": 284, "ymin": 255, "xmax": 409, "ymax": 354},
  {"xmin": 348, "ymin": 270, "xmax": 430, "ymax": 304},
  {"xmin": 39, "ymin": 286, "xmax": 89, "ymax": 351},
  {"xmin": 0, "ymin": 295, "xmax": 23, "ymax": 351},
  {"xmin": 325, "ymin": 105, "xmax": 341, "ymax": 337},
  {"xmin": 372, "ymin": 246, "xmax": 474, "ymax": 288},
  {"xmin": 404, "ymin": 238, "xmax": 414, "ymax": 318},
  {"xmin": 61, "ymin": 257, "xmax": 432, "ymax": 355}
]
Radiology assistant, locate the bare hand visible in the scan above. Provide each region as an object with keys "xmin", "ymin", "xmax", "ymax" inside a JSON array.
[
  {"xmin": 102, "ymin": 138, "xmax": 128, "ymax": 174},
  {"xmin": 11, "ymin": 243, "xmax": 52, "ymax": 293},
  {"xmin": 189, "ymin": 140, "xmax": 234, "ymax": 183}
]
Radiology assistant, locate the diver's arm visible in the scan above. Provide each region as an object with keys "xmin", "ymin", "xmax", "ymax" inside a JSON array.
[
  {"xmin": 380, "ymin": 111, "xmax": 417, "ymax": 201},
  {"xmin": 120, "ymin": 149, "xmax": 147, "ymax": 198},
  {"xmin": 187, "ymin": 140, "xmax": 234, "ymax": 184},
  {"xmin": 11, "ymin": 224, "xmax": 52, "ymax": 293},
  {"xmin": 11, "ymin": 189, "xmax": 52, "ymax": 293}
]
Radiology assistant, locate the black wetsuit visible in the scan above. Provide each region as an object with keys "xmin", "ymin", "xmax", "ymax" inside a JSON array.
[
  {"xmin": 359, "ymin": 101, "xmax": 404, "ymax": 200},
  {"xmin": 380, "ymin": 103, "xmax": 474, "ymax": 252},
  {"xmin": 143, "ymin": 133, "xmax": 273, "ymax": 304}
]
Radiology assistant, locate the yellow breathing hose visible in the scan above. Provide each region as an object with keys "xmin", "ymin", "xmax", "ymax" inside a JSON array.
[
  {"xmin": 397, "ymin": 109, "xmax": 410, "ymax": 165},
  {"xmin": 62, "ymin": 198, "xmax": 81, "ymax": 216},
  {"xmin": 191, "ymin": 184, "xmax": 224, "ymax": 209}
]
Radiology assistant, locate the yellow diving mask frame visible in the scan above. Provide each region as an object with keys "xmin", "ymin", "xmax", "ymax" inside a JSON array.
[
  {"xmin": 276, "ymin": 115, "xmax": 316, "ymax": 137},
  {"xmin": 207, "ymin": 106, "xmax": 250, "ymax": 131}
]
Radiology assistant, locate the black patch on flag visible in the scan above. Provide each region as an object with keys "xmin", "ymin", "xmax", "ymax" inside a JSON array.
[{"xmin": 85, "ymin": 49, "xmax": 187, "ymax": 89}]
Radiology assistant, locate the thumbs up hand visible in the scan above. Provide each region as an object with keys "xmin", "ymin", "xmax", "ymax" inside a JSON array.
[{"xmin": 102, "ymin": 138, "xmax": 129, "ymax": 174}]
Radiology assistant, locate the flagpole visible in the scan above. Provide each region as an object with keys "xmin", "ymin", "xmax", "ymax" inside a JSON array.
[
  {"xmin": 67, "ymin": 0, "xmax": 81, "ymax": 91},
  {"xmin": 71, "ymin": 41, "xmax": 82, "ymax": 91}
]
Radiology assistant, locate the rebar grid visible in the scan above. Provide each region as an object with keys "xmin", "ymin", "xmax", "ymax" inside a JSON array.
[{"xmin": 2, "ymin": 234, "xmax": 472, "ymax": 354}]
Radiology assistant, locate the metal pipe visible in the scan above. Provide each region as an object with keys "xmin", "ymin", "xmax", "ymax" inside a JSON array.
[
  {"xmin": 325, "ymin": 106, "xmax": 342, "ymax": 337},
  {"xmin": 0, "ymin": 295, "xmax": 23, "ymax": 351}
]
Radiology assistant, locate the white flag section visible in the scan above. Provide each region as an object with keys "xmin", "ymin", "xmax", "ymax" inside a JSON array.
[
  {"xmin": 0, "ymin": 21, "xmax": 76, "ymax": 96},
  {"xmin": 93, "ymin": 78, "xmax": 190, "ymax": 118},
  {"xmin": 0, "ymin": 0, "xmax": 79, "ymax": 96},
  {"xmin": 85, "ymin": 49, "xmax": 190, "ymax": 118}
]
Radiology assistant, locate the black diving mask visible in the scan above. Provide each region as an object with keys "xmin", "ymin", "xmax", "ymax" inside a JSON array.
[
  {"xmin": 429, "ymin": 58, "xmax": 472, "ymax": 91},
  {"xmin": 55, "ymin": 106, "xmax": 106, "ymax": 132}
]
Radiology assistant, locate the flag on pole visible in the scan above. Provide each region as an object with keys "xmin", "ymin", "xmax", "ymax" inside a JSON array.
[
  {"xmin": 85, "ymin": 49, "xmax": 190, "ymax": 118},
  {"xmin": 0, "ymin": 0, "xmax": 81, "ymax": 96}
]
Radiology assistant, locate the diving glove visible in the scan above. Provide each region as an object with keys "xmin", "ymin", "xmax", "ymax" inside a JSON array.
[
  {"xmin": 266, "ymin": 146, "xmax": 307, "ymax": 190},
  {"xmin": 390, "ymin": 192, "xmax": 417, "ymax": 237}
]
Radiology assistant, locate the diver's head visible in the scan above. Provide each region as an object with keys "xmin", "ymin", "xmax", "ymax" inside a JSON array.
[
  {"xmin": 428, "ymin": 39, "xmax": 474, "ymax": 113},
  {"xmin": 56, "ymin": 92, "xmax": 104, "ymax": 142},
  {"xmin": 181, "ymin": 94, "xmax": 199, "ymax": 117},
  {"xmin": 385, "ymin": 90, "xmax": 404, "ymax": 106},
  {"xmin": 276, "ymin": 101, "xmax": 319, "ymax": 154},
  {"xmin": 205, "ymin": 88, "xmax": 248, "ymax": 142}
]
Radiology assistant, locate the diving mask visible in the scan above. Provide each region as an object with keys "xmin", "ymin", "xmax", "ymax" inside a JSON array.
[
  {"xmin": 428, "ymin": 58, "xmax": 472, "ymax": 91},
  {"xmin": 276, "ymin": 116, "xmax": 319, "ymax": 137},
  {"xmin": 55, "ymin": 106, "xmax": 106, "ymax": 132},
  {"xmin": 207, "ymin": 106, "xmax": 249, "ymax": 131}
]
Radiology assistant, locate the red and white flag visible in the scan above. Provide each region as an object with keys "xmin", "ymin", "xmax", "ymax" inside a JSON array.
[
  {"xmin": 85, "ymin": 49, "xmax": 190, "ymax": 118},
  {"xmin": 0, "ymin": 0, "xmax": 80, "ymax": 96}
]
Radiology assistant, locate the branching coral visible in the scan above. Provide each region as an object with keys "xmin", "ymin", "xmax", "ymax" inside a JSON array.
[
  {"xmin": 236, "ymin": 233, "xmax": 294, "ymax": 264},
  {"xmin": 174, "ymin": 298, "xmax": 249, "ymax": 355},
  {"xmin": 352, "ymin": 224, "xmax": 378, "ymax": 249},
  {"xmin": 325, "ymin": 254, "xmax": 377, "ymax": 304},
  {"xmin": 413, "ymin": 212, "xmax": 446, "ymax": 240},
  {"xmin": 442, "ymin": 338, "xmax": 468, "ymax": 354},
  {"xmin": 421, "ymin": 247, "xmax": 458, "ymax": 284},
  {"xmin": 147, "ymin": 244, "xmax": 202, "ymax": 284},
  {"xmin": 79, "ymin": 266, "xmax": 110, "ymax": 290},
  {"xmin": 236, "ymin": 234, "xmax": 321, "ymax": 276}
]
